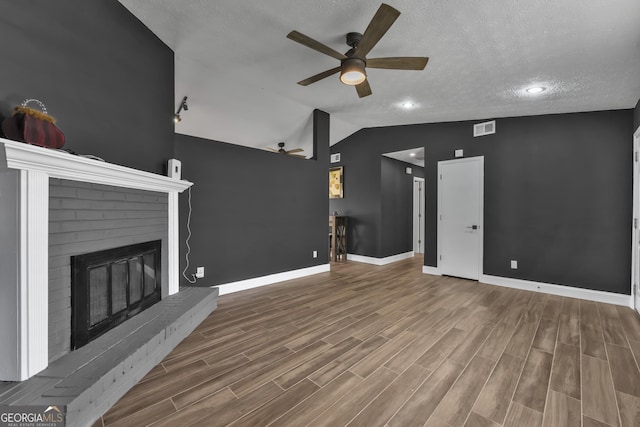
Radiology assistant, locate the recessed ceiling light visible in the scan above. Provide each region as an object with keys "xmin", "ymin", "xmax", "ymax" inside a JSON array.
[
  {"xmin": 526, "ymin": 86, "xmax": 546, "ymax": 94},
  {"xmin": 410, "ymin": 152, "xmax": 416, "ymax": 157}
]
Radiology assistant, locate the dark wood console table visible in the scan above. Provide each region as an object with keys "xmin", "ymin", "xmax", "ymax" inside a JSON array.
[{"xmin": 329, "ymin": 215, "xmax": 347, "ymax": 262}]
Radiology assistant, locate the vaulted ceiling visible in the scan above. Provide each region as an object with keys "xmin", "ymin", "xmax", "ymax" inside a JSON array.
[{"xmin": 118, "ymin": 0, "xmax": 640, "ymax": 157}]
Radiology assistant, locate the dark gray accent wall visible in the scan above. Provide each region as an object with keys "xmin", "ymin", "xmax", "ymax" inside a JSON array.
[
  {"xmin": 332, "ymin": 110, "xmax": 633, "ymax": 295},
  {"xmin": 174, "ymin": 110, "xmax": 329, "ymax": 286},
  {"xmin": 328, "ymin": 146, "xmax": 382, "ymax": 257},
  {"xmin": 329, "ymin": 134, "xmax": 427, "ymax": 258},
  {"xmin": 0, "ymin": 1, "xmax": 174, "ymax": 174},
  {"xmin": 635, "ymin": 98, "xmax": 640, "ymax": 132},
  {"xmin": 381, "ymin": 157, "xmax": 425, "ymax": 257},
  {"xmin": 49, "ymin": 179, "xmax": 168, "ymax": 362}
]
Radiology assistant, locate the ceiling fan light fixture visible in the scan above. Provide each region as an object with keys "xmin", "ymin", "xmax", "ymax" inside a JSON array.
[{"xmin": 340, "ymin": 58, "xmax": 366, "ymax": 86}]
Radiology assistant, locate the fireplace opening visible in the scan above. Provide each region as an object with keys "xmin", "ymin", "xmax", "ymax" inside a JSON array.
[{"xmin": 71, "ymin": 240, "xmax": 162, "ymax": 349}]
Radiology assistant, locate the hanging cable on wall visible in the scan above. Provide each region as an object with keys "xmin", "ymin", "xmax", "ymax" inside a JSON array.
[{"xmin": 182, "ymin": 185, "xmax": 197, "ymax": 284}]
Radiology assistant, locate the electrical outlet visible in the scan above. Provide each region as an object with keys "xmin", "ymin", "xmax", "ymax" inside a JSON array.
[
  {"xmin": 313, "ymin": 250, "xmax": 318, "ymax": 258},
  {"xmin": 196, "ymin": 266, "xmax": 205, "ymax": 278},
  {"xmin": 510, "ymin": 260, "xmax": 518, "ymax": 269}
]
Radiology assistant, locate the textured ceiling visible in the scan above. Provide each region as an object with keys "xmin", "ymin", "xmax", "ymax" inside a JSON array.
[{"xmin": 118, "ymin": 0, "xmax": 640, "ymax": 157}]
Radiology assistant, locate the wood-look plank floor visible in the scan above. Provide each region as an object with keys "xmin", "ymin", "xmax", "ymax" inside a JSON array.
[{"xmin": 97, "ymin": 256, "xmax": 640, "ymax": 427}]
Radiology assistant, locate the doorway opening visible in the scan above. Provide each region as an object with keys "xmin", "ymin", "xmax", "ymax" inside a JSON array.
[
  {"xmin": 413, "ymin": 177, "xmax": 425, "ymax": 254},
  {"xmin": 632, "ymin": 128, "xmax": 640, "ymax": 315},
  {"xmin": 382, "ymin": 147, "xmax": 425, "ymax": 265}
]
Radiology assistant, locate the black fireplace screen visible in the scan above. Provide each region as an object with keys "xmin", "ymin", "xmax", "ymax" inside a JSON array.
[{"xmin": 71, "ymin": 240, "xmax": 161, "ymax": 349}]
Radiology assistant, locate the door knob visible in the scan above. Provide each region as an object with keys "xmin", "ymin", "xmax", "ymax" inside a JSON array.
[{"xmin": 466, "ymin": 225, "xmax": 478, "ymax": 230}]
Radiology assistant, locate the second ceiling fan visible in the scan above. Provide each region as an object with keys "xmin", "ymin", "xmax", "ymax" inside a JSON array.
[
  {"xmin": 287, "ymin": 3, "xmax": 429, "ymax": 98},
  {"xmin": 267, "ymin": 142, "xmax": 306, "ymax": 158}
]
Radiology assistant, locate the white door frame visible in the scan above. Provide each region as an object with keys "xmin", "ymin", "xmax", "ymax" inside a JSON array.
[
  {"xmin": 413, "ymin": 177, "xmax": 425, "ymax": 254},
  {"xmin": 437, "ymin": 156, "xmax": 484, "ymax": 279},
  {"xmin": 632, "ymin": 127, "xmax": 640, "ymax": 313}
]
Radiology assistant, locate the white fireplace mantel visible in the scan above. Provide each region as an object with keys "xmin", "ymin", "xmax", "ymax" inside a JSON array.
[
  {"xmin": 0, "ymin": 138, "xmax": 192, "ymax": 381},
  {"xmin": 0, "ymin": 138, "xmax": 191, "ymax": 193}
]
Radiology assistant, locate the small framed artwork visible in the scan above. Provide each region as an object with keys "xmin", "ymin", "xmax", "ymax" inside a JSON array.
[{"xmin": 329, "ymin": 166, "xmax": 344, "ymax": 199}]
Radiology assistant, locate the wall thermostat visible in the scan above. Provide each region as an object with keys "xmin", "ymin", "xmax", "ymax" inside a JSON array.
[{"xmin": 168, "ymin": 159, "xmax": 182, "ymax": 179}]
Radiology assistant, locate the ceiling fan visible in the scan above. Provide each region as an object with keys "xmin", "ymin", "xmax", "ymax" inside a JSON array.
[
  {"xmin": 287, "ymin": 3, "xmax": 429, "ymax": 98},
  {"xmin": 267, "ymin": 142, "xmax": 306, "ymax": 158}
]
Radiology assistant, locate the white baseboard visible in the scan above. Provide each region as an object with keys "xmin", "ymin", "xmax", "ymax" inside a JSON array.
[
  {"xmin": 347, "ymin": 251, "xmax": 414, "ymax": 266},
  {"xmin": 423, "ymin": 266, "xmax": 442, "ymax": 276},
  {"xmin": 216, "ymin": 264, "xmax": 330, "ymax": 296},
  {"xmin": 479, "ymin": 274, "xmax": 632, "ymax": 307}
]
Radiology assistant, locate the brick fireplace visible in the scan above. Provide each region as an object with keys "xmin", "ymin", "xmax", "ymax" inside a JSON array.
[
  {"xmin": 49, "ymin": 179, "xmax": 169, "ymax": 362},
  {"xmin": 0, "ymin": 138, "xmax": 191, "ymax": 381}
]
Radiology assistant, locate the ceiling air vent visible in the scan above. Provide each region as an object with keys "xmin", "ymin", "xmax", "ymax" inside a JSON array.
[{"xmin": 473, "ymin": 120, "xmax": 496, "ymax": 137}]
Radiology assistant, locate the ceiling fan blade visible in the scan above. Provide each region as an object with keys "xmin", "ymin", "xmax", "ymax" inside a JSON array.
[
  {"xmin": 287, "ymin": 31, "xmax": 347, "ymax": 60},
  {"xmin": 367, "ymin": 57, "xmax": 429, "ymax": 70},
  {"xmin": 356, "ymin": 80, "xmax": 372, "ymax": 98},
  {"xmin": 297, "ymin": 66, "xmax": 342, "ymax": 86},
  {"xmin": 286, "ymin": 148, "xmax": 304, "ymax": 154},
  {"xmin": 266, "ymin": 147, "xmax": 280, "ymax": 153},
  {"xmin": 288, "ymin": 153, "xmax": 307, "ymax": 158},
  {"xmin": 354, "ymin": 4, "xmax": 401, "ymax": 58}
]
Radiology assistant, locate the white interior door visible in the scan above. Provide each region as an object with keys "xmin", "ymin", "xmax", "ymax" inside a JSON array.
[
  {"xmin": 633, "ymin": 129, "xmax": 640, "ymax": 314},
  {"xmin": 413, "ymin": 178, "xmax": 425, "ymax": 254},
  {"xmin": 438, "ymin": 157, "xmax": 484, "ymax": 280}
]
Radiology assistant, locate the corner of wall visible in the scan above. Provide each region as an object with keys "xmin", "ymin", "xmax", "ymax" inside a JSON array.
[{"xmin": 312, "ymin": 109, "xmax": 330, "ymax": 162}]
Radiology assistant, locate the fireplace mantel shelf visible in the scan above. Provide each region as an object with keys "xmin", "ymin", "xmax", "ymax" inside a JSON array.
[{"xmin": 0, "ymin": 138, "xmax": 192, "ymax": 193}]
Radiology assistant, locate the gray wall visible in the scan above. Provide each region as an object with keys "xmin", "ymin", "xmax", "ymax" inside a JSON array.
[
  {"xmin": 635, "ymin": 98, "xmax": 640, "ymax": 132},
  {"xmin": 174, "ymin": 110, "xmax": 330, "ymax": 286},
  {"xmin": 0, "ymin": 1, "xmax": 174, "ymax": 174},
  {"xmin": 1, "ymin": 2, "xmax": 333, "ymax": 297},
  {"xmin": 381, "ymin": 157, "xmax": 425, "ymax": 258},
  {"xmin": 329, "ymin": 148, "xmax": 382, "ymax": 257},
  {"xmin": 0, "ymin": 1, "xmax": 176, "ymax": 370},
  {"xmin": 329, "ymin": 139, "xmax": 426, "ymax": 258},
  {"xmin": 49, "ymin": 180, "xmax": 168, "ymax": 362},
  {"xmin": 332, "ymin": 109, "xmax": 633, "ymax": 295}
]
